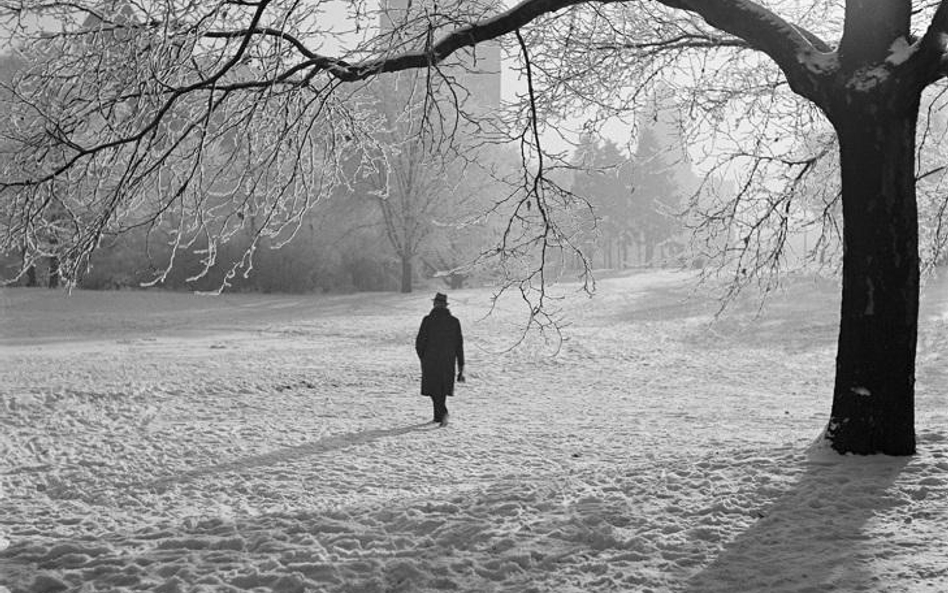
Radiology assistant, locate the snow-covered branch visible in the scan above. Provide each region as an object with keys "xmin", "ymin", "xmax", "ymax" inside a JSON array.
[
  {"xmin": 653, "ymin": 0, "xmax": 834, "ymax": 102},
  {"xmin": 918, "ymin": 0, "xmax": 948, "ymax": 83}
]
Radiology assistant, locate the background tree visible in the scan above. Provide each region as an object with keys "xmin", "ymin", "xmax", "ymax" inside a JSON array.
[
  {"xmin": 629, "ymin": 121, "xmax": 694, "ymax": 266},
  {"xmin": 3, "ymin": 1, "xmax": 948, "ymax": 455},
  {"xmin": 570, "ymin": 115, "xmax": 697, "ymax": 269},
  {"xmin": 355, "ymin": 72, "xmax": 459, "ymax": 294},
  {"xmin": 570, "ymin": 134, "xmax": 635, "ymax": 268},
  {"xmin": 0, "ymin": 52, "xmax": 33, "ymax": 285},
  {"xmin": 421, "ymin": 146, "xmax": 520, "ymax": 290}
]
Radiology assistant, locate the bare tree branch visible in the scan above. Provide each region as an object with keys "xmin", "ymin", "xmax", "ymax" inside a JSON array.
[
  {"xmin": 653, "ymin": 0, "xmax": 834, "ymax": 103},
  {"xmin": 918, "ymin": 0, "xmax": 948, "ymax": 83}
]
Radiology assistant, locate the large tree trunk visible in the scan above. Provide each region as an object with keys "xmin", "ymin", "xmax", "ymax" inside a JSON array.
[
  {"xmin": 448, "ymin": 273, "xmax": 465, "ymax": 290},
  {"xmin": 21, "ymin": 245, "xmax": 36, "ymax": 287},
  {"xmin": 48, "ymin": 255, "xmax": 60, "ymax": 289},
  {"xmin": 400, "ymin": 255, "xmax": 412, "ymax": 293},
  {"xmin": 826, "ymin": 97, "xmax": 920, "ymax": 456}
]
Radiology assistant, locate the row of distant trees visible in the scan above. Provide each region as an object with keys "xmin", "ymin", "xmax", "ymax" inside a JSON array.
[
  {"xmin": 3, "ymin": 131, "xmax": 687, "ymax": 293},
  {"xmin": 0, "ymin": 2, "xmax": 704, "ymax": 295},
  {"xmin": 569, "ymin": 116, "xmax": 699, "ymax": 270},
  {"xmin": 0, "ymin": 153, "xmax": 512, "ymax": 294},
  {"xmin": 2, "ymin": 48, "xmax": 691, "ymax": 293},
  {"xmin": 0, "ymin": 48, "xmax": 516, "ymax": 293}
]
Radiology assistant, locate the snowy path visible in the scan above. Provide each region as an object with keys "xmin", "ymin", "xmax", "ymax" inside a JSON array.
[{"xmin": 1, "ymin": 272, "xmax": 947, "ymax": 592}]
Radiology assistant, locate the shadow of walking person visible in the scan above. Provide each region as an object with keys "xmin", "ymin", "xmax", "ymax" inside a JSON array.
[
  {"xmin": 682, "ymin": 443, "xmax": 911, "ymax": 593},
  {"xmin": 147, "ymin": 422, "xmax": 432, "ymax": 490}
]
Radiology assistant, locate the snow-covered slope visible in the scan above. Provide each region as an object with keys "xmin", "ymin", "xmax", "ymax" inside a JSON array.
[{"xmin": 1, "ymin": 271, "xmax": 946, "ymax": 592}]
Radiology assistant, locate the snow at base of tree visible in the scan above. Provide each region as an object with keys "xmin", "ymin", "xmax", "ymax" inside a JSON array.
[{"xmin": 1, "ymin": 271, "xmax": 947, "ymax": 592}]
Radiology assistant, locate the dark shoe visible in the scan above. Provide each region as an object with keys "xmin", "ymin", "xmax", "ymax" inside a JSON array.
[{"xmin": 439, "ymin": 413, "xmax": 449, "ymax": 428}]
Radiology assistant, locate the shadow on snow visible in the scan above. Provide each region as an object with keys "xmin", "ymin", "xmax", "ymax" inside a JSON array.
[
  {"xmin": 681, "ymin": 447, "xmax": 911, "ymax": 592},
  {"xmin": 146, "ymin": 422, "xmax": 433, "ymax": 490}
]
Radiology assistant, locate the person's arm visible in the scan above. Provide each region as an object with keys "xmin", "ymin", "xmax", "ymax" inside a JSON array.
[
  {"xmin": 456, "ymin": 319, "xmax": 465, "ymax": 380},
  {"xmin": 415, "ymin": 317, "xmax": 428, "ymax": 360}
]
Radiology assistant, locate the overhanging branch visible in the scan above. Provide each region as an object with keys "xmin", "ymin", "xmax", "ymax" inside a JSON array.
[
  {"xmin": 205, "ymin": 26, "xmax": 318, "ymax": 60},
  {"xmin": 593, "ymin": 33, "xmax": 749, "ymax": 53},
  {"xmin": 652, "ymin": 0, "xmax": 833, "ymax": 103},
  {"xmin": 918, "ymin": 0, "xmax": 948, "ymax": 83},
  {"xmin": 326, "ymin": 0, "xmax": 597, "ymax": 81}
]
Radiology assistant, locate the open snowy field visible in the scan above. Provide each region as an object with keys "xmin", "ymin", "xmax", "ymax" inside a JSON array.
[{"xmin": 2, "ymin": 270, "xmax": 948, "ymax": 592}]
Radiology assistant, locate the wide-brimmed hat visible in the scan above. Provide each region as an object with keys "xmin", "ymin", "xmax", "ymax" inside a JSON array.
[{"xmin": 433, "ymin": 292, "xmax": 448, "ymax": 305}]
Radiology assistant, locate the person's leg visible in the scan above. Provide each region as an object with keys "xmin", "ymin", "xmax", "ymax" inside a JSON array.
[
  {"xmin": 433, "ymin": 393, "xmax": 447, "ymax": 423},
  {"xmin": 430, "ymin": 395, "xmax": 440, "ymax": 422},
  {"xmin": 437, "ymin": 394, "xmax": 449, "ymax": 426}
]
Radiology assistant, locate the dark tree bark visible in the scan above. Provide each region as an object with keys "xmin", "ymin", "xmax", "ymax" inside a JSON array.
[
  {"xmin": 20, "ymin": 246, "xmax": 36, "ymax": 287},
  {"xmin": 47, "ymin": 234, "xmax": 61, "ymax": 289},
  {"xmin": 400, "ymin": 255, "xmax": 413, "ymax": 293},
  {"xmin": 446, "ymin": 273, "xmax": 466, "ymax": 290},
  {"xmin": 807, "ymin": 0, "xmax": 925, "ymax": 455},
  {"xmin": 823, "ymin": 82, "xmax": 921, "ymax": 456},
  {"xmin": 644, "ymin": 233, "xmax": 655, "ymax": 266},
  {"xmin": 48, "ymin": 255, "xmax": 60, "ymax": 289}
]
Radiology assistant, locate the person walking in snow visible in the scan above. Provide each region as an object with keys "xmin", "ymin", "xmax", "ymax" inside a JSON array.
[{"xmin": 415, "ymin": 292, "xmax": 465, "ymax": 427}]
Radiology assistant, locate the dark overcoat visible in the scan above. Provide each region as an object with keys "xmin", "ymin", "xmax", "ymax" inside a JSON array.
[{"xmin": 415, "ymin": 307, "xmax": 465, "ymax": 396}]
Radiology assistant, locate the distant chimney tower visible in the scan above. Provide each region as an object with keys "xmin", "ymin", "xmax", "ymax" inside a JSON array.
[
  {"xmin": 378, "ymin": 0, "xmax": 501, "ymax": 112},
  {"xmin": 379, "ymin": 0, "xmax": 411, "ymax": 34}
]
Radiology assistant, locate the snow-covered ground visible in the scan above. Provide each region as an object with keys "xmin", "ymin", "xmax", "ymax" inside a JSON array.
[{"xmin": 1, "ymin": 270, "xmax": 947, "ymax": 592}]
